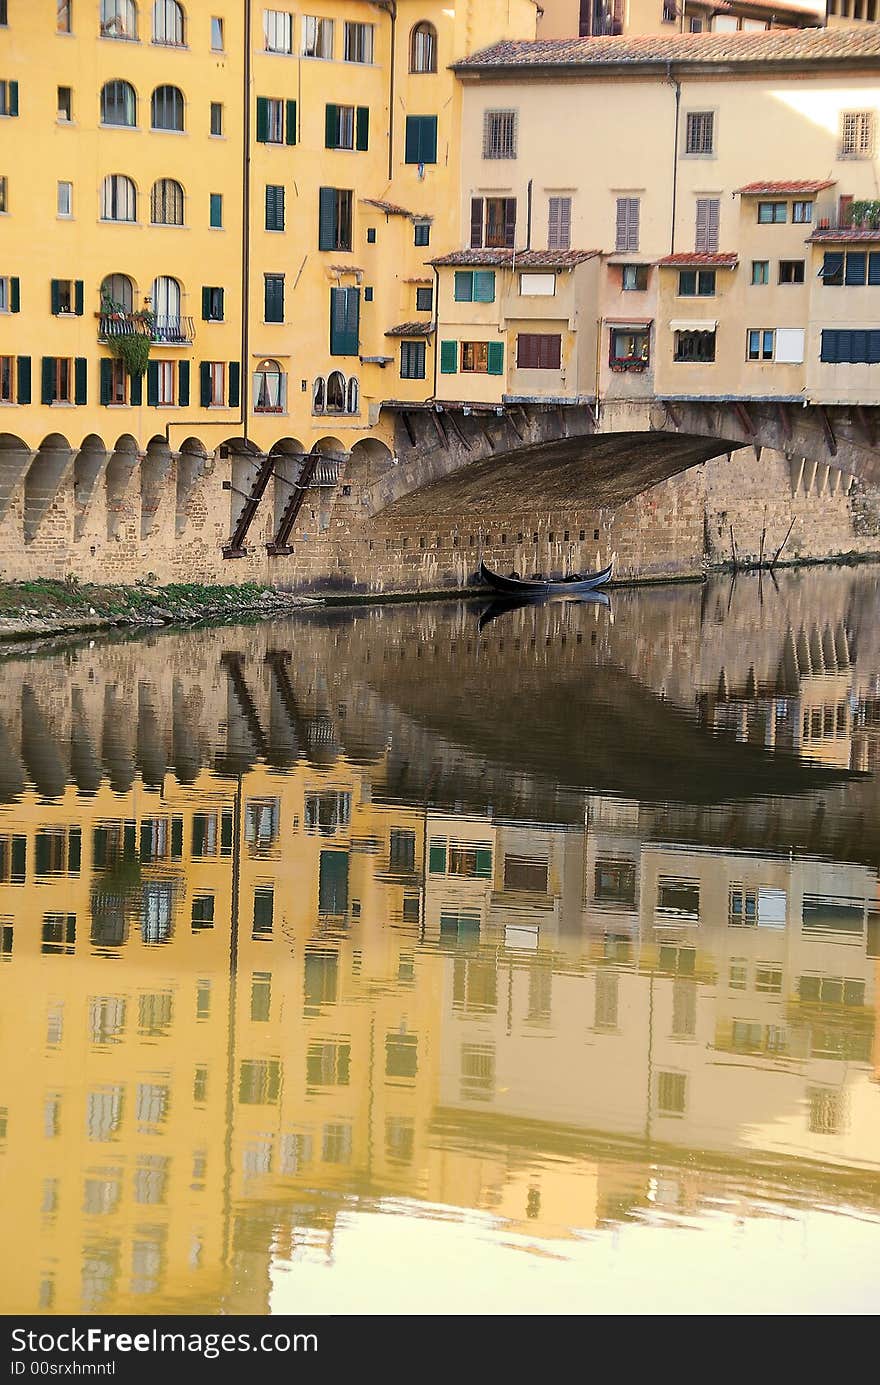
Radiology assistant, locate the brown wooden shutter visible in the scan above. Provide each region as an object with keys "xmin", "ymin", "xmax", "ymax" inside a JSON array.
[
  {"xmin": 518, "ymin": 333, "xmax": 538, "ymax": 368},
  {"xmin": 503, "ymin": 198, "xmax": 517, "ymax": 248},
  {"xmin": 470, "ymin": 198, "xmax": 484, "ymax": 249}
]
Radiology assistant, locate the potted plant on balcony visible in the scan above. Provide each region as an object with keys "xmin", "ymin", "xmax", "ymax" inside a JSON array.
[{"xmin": 851, "ymin": 199, "xmax": 880, "ymax": 231}]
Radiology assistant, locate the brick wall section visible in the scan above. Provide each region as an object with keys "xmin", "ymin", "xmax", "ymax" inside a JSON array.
[{"xmin": 0, "ymin": 446, "xmax": 877, "ymax": 592}]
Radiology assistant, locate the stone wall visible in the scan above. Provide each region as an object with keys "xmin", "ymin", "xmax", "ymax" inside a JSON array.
[{"xmin": 0, "ymin": 442, "xmax": 878, "ymax": 594}]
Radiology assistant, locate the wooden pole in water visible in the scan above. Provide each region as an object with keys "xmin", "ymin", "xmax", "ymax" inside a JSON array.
[
  {"xmin": 770, "ymin": 518, "xmax": 796, "ymax": 571},
  {"xmin": 730, "ymin": 525, "xmax": 738, "ymax": 571}
]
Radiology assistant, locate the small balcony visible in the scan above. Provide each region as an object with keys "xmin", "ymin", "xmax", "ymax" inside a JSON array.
[{"xmin": 98, "ymin": 312, "xmax": 195, "ymax": 345}]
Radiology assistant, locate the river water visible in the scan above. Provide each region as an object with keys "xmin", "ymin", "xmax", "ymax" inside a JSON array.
[{"xmin": 1, "ymin": 565, "xmax": 879, "ymax": 1316}]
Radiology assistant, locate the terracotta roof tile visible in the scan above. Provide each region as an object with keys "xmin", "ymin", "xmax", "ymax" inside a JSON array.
[
  {"xmin": 454, "ymin": 29, "xmax": 880, "ymax": 72},
  {"xmin": 361, "ymin": 198, "xmax": 423, "ymax": 218},
  {"xmin": 735, "ymin": 179, "xmax": 836, "ymax": 195},
  {"xmin": 657, "ymin": 252, "xmax": 739, "ymax": 267},
  {"xmin": 808, "ymin": 227, "xmax": 880, "ymax": 242},
  {"xmin": 430, "ymin": 249, "xmax": 600, "ymax": 268},
  {"xmin": 384, "ymin": 321, "xmax": 436, "ymax": 337}
]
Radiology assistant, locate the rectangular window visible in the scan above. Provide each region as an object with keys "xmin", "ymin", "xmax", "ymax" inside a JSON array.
[
  {"xmin": 264, "ymin": 273, "xmax": 284, "ymax": 322},
  {"xmin": 757, "ymin": 200, "xmax": 787, "ymax": 224},
  {"xmin": 257, "ymin": 96, "xmax": 285, "ymax": 144},
  {"xmin": 475, "ymin": 196, "xmax": 516, "ymax": 249},
  {"xmin": 191, "ymin": 895, "xmax": 214, "ymax": 930},
  {"xmin": 302, "ymin": 15, "xmax": 334, "ymax": 58},
  {"xmin": 106, "ymin": 358, "xmax": 127, "ymax": 404},
  {"xmin": 516, "ymin": 332, "xmax": 562, "ymax": 370},
  {"xmin": 325, "ymin": 104, "xmax": 368, "ymax": 152},
  {"xmin": 209, "ymin": 192, "xmax": 222, "ymax": 228},
  {"xmin": 210, "ymin": 16, "xmax": 224, "ymax": 50},
  {"xmin": 400, "ymin": 340, "xmax": 426, "ymax": 379},
  {"xmin": 453, "ymin": 269, "xmax": 495, "ymax": 303},
  {"xmin": 155, "ymin": 360, "xmax": 175, "ymax": 405},
  {"xmin": 318, "ymin": 187, "xmax": 353, "ymax": 251},
  {"xmin": 252, "ymin": 888, "xmax": 274, "ymax": 938},
  {"xmin": 685, "ymin": 110, "xmax": 714, "ymax": 155},
  {"xmin": 778, "ymin": 259, "xmax": 804, "ymax": 284},
  {"xmin": 547, "ymin": 195, "xmax": 571, "ymax": 251},
  {"xmin": 678, "ymin": 269, "xmax": 715, "ymax": 296},
  {"xmin": 0, "ymin": 176, "xmax": 6, "ymax": 213},
  {"xmin": 0, "ymin": 81, "xmax": 18, "ymax": 119},
  {"xmin": 519, "ymin": 272, "xmax": 556, "ymax": 297},
  {"xmin": 415, "ymin": 285, "xmax": 433, "ymax": 312},
  {"xmin": 821, "ymin": 251, "xmax": 844, "ymax": 287},
  {"xmin": 674, "ymin": 329, "xmax": 715, "ymax": 363},
  {"xmin": 265, "ymin": 183, "xmax": 285, "ymax": 231},
  {"xmin": 622, "ymin": 263, "xmax": 648, "ymax": 291},
  {"xmin": 389, "ymin": 829, "xmax": 416, "ymax": 874},
  {"xmin": 841, "ymin": 110, "xmax": 875, "ymax": 158},
  {"xmin": 792, "ymin": 200, "xmax": 813, "ymax": 224},
  {"xmin": 207, "ymin": 361, "xmax": 225, "ymax": 405},
  {"xmin": 503, "ymin": 855, "xmax": 549, "ymax": 893},
  {"xmin": 57, "ymin": 86, "xmax": 72, "ymax": 122},
  {"xmin": 57, "ymin": 1, "xmax": 72, "ymax": 33},
  {"xmin": 318, "ymin": 850, "xmax": 349, "ymax": 915},
  {"xmin": 609, "ymin": 328, "xmax": 650, "ymax": 367},
  {"xmin": 615, "ymin": 196, "xmax": 640, "ymax": 252},
  {"xmin": 656, "ymin": 876, "xmax": 700, "ymax": 919},
  {"xmin": 820, "ymin": 329, "xmax": 880, "ymax": 365},
  {"xmin": 344, "ymin": 20, "xmax": 373, "ymax": 63},
  {"xmin": 482, "ymin": 109, "xmax": 517, "ymax": 160},
  {"xmin": 329, "ymin": 285, "xmax": 360, "ymax": 355},
  {"xmin": 694, "ymin": 198, "xmax": 720, "ymax": 253},
  {"xmin": 747, "ymin": 328, "xmax": 775, "ymax": 361},
  {"xmin": 0, "ymin": 355, "xmax": 14, "ymax": 403},
  {"xmin": 404, "ymin": 115, "xmax": 438, "ymax": 166},
  {"xmin": 461, "ymin": 342, "xmax": 489, "ymax": 374},
  {"xmin": 210, "ymin": 101, "xmax": 223, "ymax": 136},
  {"xmin": 414, "ymin": 221, "xmax": 430, "ymax": 247},
  {"xmin": 657, "ymin": 1071, "xmax": 687, "ymax": 1114},
  {"xmin": 594, "ymin": 858, "xmax": 636, "ymax": 905},
  {"xmin": 751, "ymin": 259, "xmax": 769, "ymax": 285},
  {"xmin": 42, "ymin": 357, "xmax": 74, "ymax": 404},
  {"xmin": 51, "ymin": 277, "xmax": 80, "ymax": 313},
  {"xmin": 263, "ymin": 9, "xmax": 292, "ymax": 53},
  {"xmin": 202, "ymin": 285, "xmax": 224, "ymax": 321},
  {"xmin": 57, "ymin": 181, "xmax": 73, "ymax": 217}
]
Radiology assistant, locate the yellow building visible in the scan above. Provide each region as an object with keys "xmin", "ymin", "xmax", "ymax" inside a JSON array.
[
  {"xmin": 0, "ymin": 0, "xmax": 538, "ymax": 570},
  {"xmin": 436, "ymin": 28, "xmax": 880, "ymax": 414}
]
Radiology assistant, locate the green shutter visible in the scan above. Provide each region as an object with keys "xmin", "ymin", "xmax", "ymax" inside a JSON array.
[
  {"xmin": 41, "ymin": 356, "xmax": 54, "ymax": 404},
  {"xmin": 68, "ymin": 828, "xmax": 81, "ymax": 874},
  {"xmin": 487, "ymin": 340, "xmax": 504, "ymax": 375},
  {"xmin": 454, "ymin": 271, "xmax": 473, "ymax": 303},
  {"xmin": 325, "ymin": 103, "xmax": 337, "ymax": 149},
  {"xmin": 318, "ymin": 187, "xmax": 337, "ymax": 250},
  {"xmin": 9, "ymin": 277, "xmax": 19, "ymax": 313},
  {"xmin": 201, "ymin": 286, "xmax": 211, "ymax": 320},
  {"xmin": 266, "ymin": 185, "xmax": 284, "ymax": 231},
  {"xmin": 428, "ymin": 841, "xmax": 447, "ymax": 874},
  {"xmin": 215, "ymin": 288, "xmax": 224, "ymax": 320},
  {"xmin": 171, "ymin": 818, "xmax": 183, "ymax": 859},
  {"xmin": 50, "ymin": 280, "xmax": 61, "ymax": 315},
  {"xmin": 210, "ymin": 193, "xmax": 222, "ymax": 228},
  {"xmin": 199, "ymin": 361, "xmax": 211, "ymax": 407},
  {"xmin": 8, "ymin": 81, "xmax": 17, "ymax": 118},
  {"xmin": 35, "ymin": 833, "xmax": 50, "ymax": 876},
  {"xmin": 146, "ymin": 360, "xmax": 159, "ymax": 406},
  {"xmin": 421, "ymin": 115, "xmax": 437, "ymax": 164},
  {"xmin": 318, "ymin": 851, "xmax": 349, "ymax": 916},
  {"xmin": 220, "ymin": 810, "xmax": 233, "ymax": 853},
  {"xmin": 228, "ymin": 360, "xmax": 240, "ymax": 408},
  {"xmin": 265, "ymin": 275, "xmax": 283, "ymax": 322},
  {"xmin": 404, "ymin": 116, "xmax": 420, "ymax": 164},
  {"xmin": 256, "ymin": 95, "xmax": 269, "ymax": 143},
  {"xmin": 330, "ymin": 287, "xmax": 359, "ymax": 356},
  {"xmin": 74, "ymin": 280, "xmax": 84, "ymax": 315},
  {"xmin": 130, "ymin": 370, "xmax": 142, "ymax": 406},
  {"xmin": 474, "ymin": 848, "xmax": 492, "ymax": 879},
  {"xmin": 16, "ymin": 356, "xmax": 30, "ymax": 403},
  {"xmin": 473, "ymin": 271, "xmax": 495, "ymax": 303},
  {"xmin": 99, "ymin": 358, "xmax": 112, "ymax": 405},
  {"xmin": 178, "ymin": 359, "xmax": 190, "ymax": 406},
  {"xmin": 439, "ymin": 340, "xmax": 457, "ymax": 374},
  {"xmin": 74, "ymin": 357, "xmax": 87, "ymax": 405},
  {"xmin": 285, "ymin": 98, "xmax": 296, "ymax": 145},
  {"xmin": 356, "ymin": 106, "xmax": 369, "ymax": 151},
  {"xmin": 10, "ymin": 836, "xmax": 25, "ymax": 880}
]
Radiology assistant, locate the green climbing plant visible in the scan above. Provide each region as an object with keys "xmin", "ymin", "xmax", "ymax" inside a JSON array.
[
  {"xmin": 850, "ymin": 199, "xmax": 880, "ymax": 229},
  {"xmin": 108, "ymin": 329, "xmax": 151, "ymax": 379}
]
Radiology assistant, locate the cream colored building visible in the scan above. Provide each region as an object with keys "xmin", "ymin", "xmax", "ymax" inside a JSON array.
[{"xmin": 436, "ymin": 29, "xmax": 880, "ymax": 410}]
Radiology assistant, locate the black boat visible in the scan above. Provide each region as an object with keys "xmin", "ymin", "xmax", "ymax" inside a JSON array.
[
  {"xmin": 477, "ymin": 590, "xmax": 611, "ymax": 631},
  {"xmin": 479, "ymin": 558, "xmax": 613, "ymax": 596}
]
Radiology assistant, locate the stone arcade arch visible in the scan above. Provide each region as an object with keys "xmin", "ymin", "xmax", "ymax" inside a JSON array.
[
  {"xmin": 25, "ymin": 433, "xmax": 74, "ymax": 543},
  {"xmin": 140, "ymin": 436, "xmax": 173, "ymax": 540},
  {"xmin": 74, "ymin": 435, "xmax": 110, "ymax": 542},
  {"xmin": 174, "ymin": 436, "xmax": 208, "ymax": 536},
  {"xmin": 106, "ymin": 434, "xmax": 141, "ymax": 541}
]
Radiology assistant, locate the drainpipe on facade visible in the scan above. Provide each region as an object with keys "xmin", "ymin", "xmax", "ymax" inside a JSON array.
[
  {"xmin": 666, "ymin": 62, "xmax": 681, "ymax": 255},
  {"xmin": 526, "ymin": 179, "xmax": 533, "ymax": 250},
  {"xmin": 431, "ymin": 265, "xmax": 440, "ymax": 403},
  {"xmin": 375, "ymin": 1, "xmax": 397, "ymax": 184}
]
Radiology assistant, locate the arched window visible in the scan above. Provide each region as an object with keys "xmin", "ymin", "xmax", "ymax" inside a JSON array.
[
  {"xmin": 101, "ymin": 174, "xmax": 137, "ymax": 222},
  {"xmin": 312, "ymin": 377, "xmax": 325, "ymax": 413},
  {"xmin": 150, "ymin": 178, "xmax": 184, "ymax": 225},
  {"xmin": 100, "ymin": 0, "xmax": 138, "ymax": 40},
  {"xmin": 101, "ymin": 80, "xmax": 137, "ymax": 127},
  {"xmin": 152, "ymin": 0, "xmax": 184, "ymax": 45},
  {"xmin": 101, "ymin": 274, "xmax": 134, "ymax": 314},
  {"xmin": 254, "ymin": 360, "xmax": 284, "ymax": 413},
  {"xmin": 151, "ymin": 85, "xmax": 184, "ymax": 131},
  {"xmin": 410, "ymin": 21, "xmax": 437, "ymax": 73},
  {"xmin": 326, "ymin": 371, "xmax": 345, "ymax": 412},
  {"xmin": 346, "ymin": 377, "xmax": 359, "ymax": 415}
]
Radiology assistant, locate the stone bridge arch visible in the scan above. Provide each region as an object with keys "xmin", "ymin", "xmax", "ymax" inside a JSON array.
[{"xmin": 359, "ymin": 398, "xmax": 880, "ymax": 518}]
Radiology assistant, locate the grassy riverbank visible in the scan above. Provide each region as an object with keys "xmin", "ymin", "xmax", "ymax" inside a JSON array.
[{"xmin": 0, "ymin": 579, "xmax": 321, "ymax": 643}]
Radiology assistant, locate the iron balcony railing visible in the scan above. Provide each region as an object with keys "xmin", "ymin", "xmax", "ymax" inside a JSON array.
[{"xmin": 98, "ymin": 313, "xmax": 195, "ymax": 345}]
